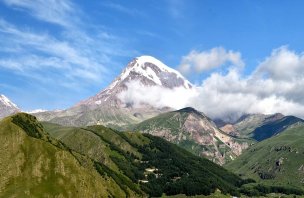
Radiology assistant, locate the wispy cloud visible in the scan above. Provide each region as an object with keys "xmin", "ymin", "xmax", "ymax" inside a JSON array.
[
  {"xmin": 102, "ymin": 2, "xmax": 143, "ymax": 17},
  {"xmin": 0, "ymin": 0, "xmax": 134, "ymax": 90},
  {"xmin": 2, "ymin": 0, "xmax": 78, "ymax": 28},
  {"xmin": 0, "ymin": 19, "xmax": 105, "ymax": 83},
  {"xmin": 167, "ymin": 0, "xmax": 185, "ymax": 19}
]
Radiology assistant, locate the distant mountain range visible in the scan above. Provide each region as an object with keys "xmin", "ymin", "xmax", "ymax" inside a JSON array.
[{"xmin": 220, "ymin": 113, "xmax": 304, "ymax": 141}]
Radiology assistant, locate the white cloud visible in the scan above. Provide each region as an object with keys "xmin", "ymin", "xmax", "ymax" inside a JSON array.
[
  {"xmin": 254, "ymin": 46, "xmax": 304, "ymax": 81},
  {"xmin": 179, "ymin": 47, "xmax": 244, "ymax": 74},
  {"xmin": 189, "ymin": 46, "xmax": 304, "ymax": 121},
  {"xmin": 118, "ymin": 80, "xmax": 198, "ymax": 109}
]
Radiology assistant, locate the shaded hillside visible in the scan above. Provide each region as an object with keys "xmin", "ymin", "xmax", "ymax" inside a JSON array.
[
  {"xmin": 133, "ymin": 107, "xmax": 249, "ymax": 165},
  {"xmin": 223, "ymin": 113, "xmax": 284, "ymax": 138},
  {"xmin": 252, "ymin": 116, "xmax": 304, "ymax": 141},
  {"xmin": 225, "ymin": 123, "xmax": 304, "ymax": 190}
]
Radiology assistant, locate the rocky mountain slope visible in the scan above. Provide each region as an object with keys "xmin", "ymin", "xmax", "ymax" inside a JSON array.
[
  {"xmin": 0, "ymin": 94, "xmax": 19, "ymax": 119},
  {"xmin": 225, "ymin": 123, "xmax": 304, "ymax": 190},
  {"xmin": 133, "ymin": 107, "xmax": 249, "ymax": 165},
  {"xmin": 0, "ymin": 113, "xmax": 248, "ymax": 197},
  {"xmin": 34, "ymin": 56, "xmax": 192, "ymax": 129}
]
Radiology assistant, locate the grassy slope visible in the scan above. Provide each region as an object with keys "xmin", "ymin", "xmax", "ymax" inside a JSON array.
[
  {"xmin": 0, "ymin": 113, "xmax": 130, "ymax": 197},
  {"xmin": 225, "ymin": 124, "xmax": 304, "ymax": 190}
]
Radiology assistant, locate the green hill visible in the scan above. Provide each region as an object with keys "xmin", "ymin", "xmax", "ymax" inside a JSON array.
[
  {"xmin": 0, "ymin": 113, "xmax": 131, "ymax": 197},
  {"xmin": 225, "ymin": 123, "xmax": 304, "ymax": 190}
]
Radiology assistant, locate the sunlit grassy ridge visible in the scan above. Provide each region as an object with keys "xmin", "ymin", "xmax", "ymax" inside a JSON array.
[{"xmin": 0, "ymin": 113, "xmax": 129, "ymax": 197}]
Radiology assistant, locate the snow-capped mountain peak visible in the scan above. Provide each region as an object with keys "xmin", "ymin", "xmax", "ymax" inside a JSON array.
[
  {"xmin": 0, "ymin": 94, "xmax": 18, "ymax": 108},
  {"xmin": 107, "ymin": 55, "xmax": 192, "ymax": 91},
  {"xmin": 77, "ymin": 55, "xmax": 193, "ymax": 109},
  {"xmin": 38, "ymin": 56, "xmax": 195, "ymax": 127}
]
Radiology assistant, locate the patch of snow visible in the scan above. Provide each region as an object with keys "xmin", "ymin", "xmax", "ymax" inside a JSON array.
[
  {"xmin": 136, "ymin": 55, "xmax": 192, "ymax": 89},
  {"xmin": 133, "ymin": 63, "xmax": 162, "ymax": 85},
  {"xmin": 108, "ymin": 55, "xmax": 192, "ymax": 90},
  {"xmin": 26, "ymin": 109, "xmax": 47, "ymax": 113},
  {"xmin": 95, "ymin": 100, "xmax": 102, "ymax": 105},
  {"xmin": 0, "ymin": 94, "xmax": 18, "ymax": 108},
  {"xmin": 53, "ymin": 109, "xmax": 63, "ymax": 112}
]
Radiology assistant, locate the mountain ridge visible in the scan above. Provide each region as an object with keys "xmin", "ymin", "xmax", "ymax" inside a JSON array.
[
  {"xmin": 133, "ymin": 107, "xmax": 249, "ymax": 165},
  {"xmin": 220, "ymin": 113, "xmax": 304, "ymax": 141}
]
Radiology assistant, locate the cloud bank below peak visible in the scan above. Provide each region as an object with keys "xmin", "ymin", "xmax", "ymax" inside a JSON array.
[{"xmin": 119, "ymin": 46, "xmax": 304, "ymax": 122}]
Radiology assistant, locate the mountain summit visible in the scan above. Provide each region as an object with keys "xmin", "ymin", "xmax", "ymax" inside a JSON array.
[
  {"xmin": 0, "ymin": 94, "xmax": 20, "ymax": 119},
  {"xmin": 35, "ymin": 56, "xmax": 191, "ymax": 128},
  {"xmin": 77, "ymin": 55, "xmax": 192, "ymax": 107}
]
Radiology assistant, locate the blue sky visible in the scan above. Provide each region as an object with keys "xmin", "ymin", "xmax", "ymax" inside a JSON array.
[{"xmin": 1, "ymin": 0, "xmax": 304, "ymax": 112}]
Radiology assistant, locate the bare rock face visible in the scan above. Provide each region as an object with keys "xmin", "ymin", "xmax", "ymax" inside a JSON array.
[
  {"xmin": 134, "ymin": 107, "xmax": 249, "ymax": 165},
  {"xmin": 0, "ymin": 94, "xmax": 20, "ymax": 119},
  {"xmin": 220, "ymin": 124, "xmax": 239, "ymax": 136},
  {"xmin": 34, "ymin": 56, "xmax": 192, "ymax": 129}
]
